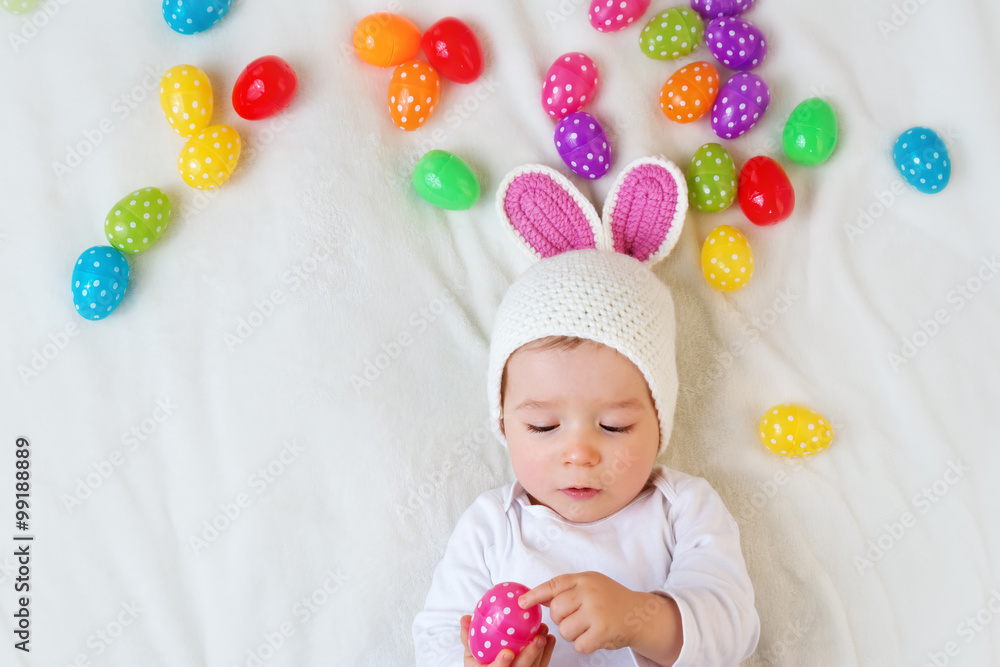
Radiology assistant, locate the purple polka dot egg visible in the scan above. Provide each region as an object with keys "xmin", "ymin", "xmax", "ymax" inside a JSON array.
[
  {"xmin": 690, "ymin": 0, "xmax": 755, "ymax": 20},
  {"xmin": 554, "ymin": 112, "xmax": 612, "ymax": 180},
  {"xmin": 706, "ymin": 17, "xmax": 766, "ymax": 70},
  {"xmin": 711, "ymin": 72, "xmax": 770, "ymax": 139}
]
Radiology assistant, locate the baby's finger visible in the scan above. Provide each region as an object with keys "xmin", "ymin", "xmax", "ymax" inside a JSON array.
[
  {"xmin": 519, "ymin": 574, "xmax": 577, "ymax": 609},
  {"xmin": 460, "ymin": 615, "xmax": 472, "ymax": 649},
  {"xmin": 510, "ymin": 633, "xmax": 548, "ymax": 667}
]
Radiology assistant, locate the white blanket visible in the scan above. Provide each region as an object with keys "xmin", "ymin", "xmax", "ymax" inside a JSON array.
[{"xmin": 2, "ymin": 0, "xmax": 998, "ymax": 665}]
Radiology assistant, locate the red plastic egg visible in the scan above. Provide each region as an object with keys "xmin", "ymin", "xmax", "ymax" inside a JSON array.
[
  {"xmin": 232, "ymin": 56, "xmax": 297, "ymax": 120},
  {"xmin": 420, "ymin": 17, "xmax": 483, "ymax": 84},
  {"xmin": 659, "ymin": 61, "xmax": 718, "ymax": 124},
  {"xmin": 738, "ymin": 156, "xmax": 795, "ymax": 225},
  {"xmin": 542, "ymin": 52, "xmax": 599, "ymax": 119},
  {"xmin": 388, "ymin": 60, "xmax": 441, "ymax": 131}
]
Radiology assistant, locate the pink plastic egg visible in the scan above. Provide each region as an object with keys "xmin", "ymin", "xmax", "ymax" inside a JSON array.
[
  {"xmin": 554, "ymin": 112, "xmax": 612, "ymax": 180},
  {"xmin": 542, "ymin": 52, "xmax": 599, "ymax": 119},
  {"xmin": 589, "ymin": 0, "xmax": 651, "ymax": 32},
  {"xmin": 469, "ymin": 583, "xmax": 542, "ymax": 664},
  {"xmin": 711, "ymin": 72, "xmax": 770, "ymax": 139},
  {"xmin": 705, "ymin": 17, "xmax": 767, "ymax": 70},
  {"xmin": 690, "ymin": 0, "xmax": 755, "ymax": 20}
]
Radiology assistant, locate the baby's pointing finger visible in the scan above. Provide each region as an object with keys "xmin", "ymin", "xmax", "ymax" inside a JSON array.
[{"xmin": 519, "ymin": 574, "xmax": 577, "ymax": 609}]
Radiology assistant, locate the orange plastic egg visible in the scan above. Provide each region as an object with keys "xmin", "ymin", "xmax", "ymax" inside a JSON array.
[
  {"xmin": 388, "ymin": 60, "xmax": 441, "ymax": 131},
  {"xmin": 353, "ymin": 12, "xmax": 421, "ymax": 68},
  {"xmin": 660, "ymin": 61, "xmax": 719, "ymax": 124}
]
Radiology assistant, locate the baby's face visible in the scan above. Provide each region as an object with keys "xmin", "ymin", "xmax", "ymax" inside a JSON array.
[{"xmin": 502, "ymin": 339, "xmax": 659, "ymax": 523}]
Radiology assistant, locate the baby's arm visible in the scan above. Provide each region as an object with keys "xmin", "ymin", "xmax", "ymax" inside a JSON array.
[
  {"xmin": 412, "ymin": 493, "xmax": 503, "ymax": 667},
  {"xmin": 649, "ymin": 473, "xmax": 760, "ymax": 666}
]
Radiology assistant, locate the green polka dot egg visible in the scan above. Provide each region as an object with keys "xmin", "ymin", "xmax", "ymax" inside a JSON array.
[
  {"xmin": 687, "ymin": 143, "xmax": 736, "ymax": 212},
  {"xmin": 104, "ymin": 188, "xmax": 171, "ymax": 254},
  {"xmin": 759, "ymin": 404, "xmax": 834, "ymax": 457},
  {"xmin": 1, "ymin": 0, "xmax": 38, "ymax": 14},
  {"xmin": 639, "ymin": 7, "xmax": 704, "ymax": 60}
]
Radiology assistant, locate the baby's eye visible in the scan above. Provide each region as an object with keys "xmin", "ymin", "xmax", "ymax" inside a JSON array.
[
  {"xmin": 526, "ymin": 424, "xmax": 557, "ymax": 433},
  {"xmin": 601, "ymin": 424, "xmax": 635, "ymax": 434}
]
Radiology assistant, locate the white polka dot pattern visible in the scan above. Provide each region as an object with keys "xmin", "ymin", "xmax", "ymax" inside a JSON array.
[
  {"xmin": 104, "ymin": 188, "xmax": 172, "ymax": 254},
  {"xmin": 759, "ymin": 404, "xmax": 834, "ymax": 457},
  {"xmin": 178, "ymin": 124, "xmax": 241, "ymax": 190},
  {"xmin": 159, "ymin": 64, "xmax": 214, "ymax": 138}
]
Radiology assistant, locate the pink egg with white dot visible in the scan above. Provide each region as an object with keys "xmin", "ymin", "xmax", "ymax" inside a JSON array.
[
  {"xmin": 589, "ymin": 0, "xmax": 651, "ymax": 32},
  {"xmin": 711, "ymin": 72, "xmax": 770, "ymax": 139},
  {"xmin": 469, "ymin": 582, "xmax": 542, "ymax": 664},
  {"xmin": 542, "ymin": 52, "xmax": 599, "ymax": 119}
]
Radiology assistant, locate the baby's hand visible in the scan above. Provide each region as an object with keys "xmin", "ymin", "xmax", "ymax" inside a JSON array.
[
  {"xmin": 518, "ymin": 572, "xmax": 643, "ymax": 655},
  {"xmin": 459, "ymin": 615, "xmax": 555, "ymax": 667}
]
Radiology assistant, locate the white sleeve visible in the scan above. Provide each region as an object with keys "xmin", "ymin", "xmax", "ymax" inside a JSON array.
[
  {"xmin": 412, "ymin": 493, "xmax": 507, "ymax": 667},
  {"xmin": 635, "ymin": 475, "xmax": 760, "ymax": 667}
]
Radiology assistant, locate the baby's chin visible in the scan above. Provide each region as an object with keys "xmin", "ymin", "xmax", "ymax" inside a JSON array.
[{"xmin": 538, "ymin": 490, "xmax": 633, "ymax": 523}]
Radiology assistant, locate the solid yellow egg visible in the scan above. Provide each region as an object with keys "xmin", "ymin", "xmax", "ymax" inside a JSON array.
[
  {"xmin": 160, "ymin": 64, "xmax": 214, "ymax": 138},
  {"xmin": 759, "ymin": 404, "xmax": 834, "ymax": 457},
  {"xmin": 178, "ymin": 125, "xmax": 241, "ymax": 190},
  {"xmin": 701, "ymin": 225, "xmax": 754, "ymax": 291}
]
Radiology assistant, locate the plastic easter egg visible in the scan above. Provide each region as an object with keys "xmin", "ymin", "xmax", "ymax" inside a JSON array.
[
  {"xmin": 554, "ymin": 112, "xmax": 612, "ymax": 180},
  {"xmin": 589, "ymin": 0, "xmax": 651, "ymax": 32},
  {"xmin": 413, "ymin": 150, "xmax": 480, "ymax": 210},
  {"xmin": 178, "ymin": 125, "xmax": 241, "ymax": 190},
  {"xmin": 701, "ymin": 225, "xmax": 753, "ymax": 291},
  {"xmin": 738, "ymin": 156, "xmax": 794, "ymax": 225},
  {"xmin": 1, "ymin": 0, "xmax": 38, "ymax": 15},
  {"xmin": 233, "ymin": 56, "xmax": 297, "ymax": 120},
  {"xmin": 72, "ymin": 246, "xmax": 130, "ymax": 320},
  {"xmin": 893, "ymin": 127, "xmax": 951, "ymax": 194},
  {"xmin": 687, "ymin": 143, "xmax": 736, "ymax": 212},
  {"xmin": 759, "ymin": 404, "xmax": 833, "ymax": 457},
  {"xmin": 639, "ymin": 7, "xmax": 704, "ymax": 60},
  {"xmin": 711, "ymin": 72, "xmax": 769, "ymax": 139},
  {"xmin": 159, "ymin": 65, "xmax": 213, "ymax": 138},
  {"xmin": 542, "ymin": 53, "xmax": 599, "ymax": 119},
  {"xmin": 705, "ymin": 17, "xmax": 767, "ymax": 70},
  {"xmin": 421, "ymin": 17, "xmax": 483, "ymax": 84},
  {"xmin": 162, "ymin": 0, "xmax": 232, "ymax": 34},
  {"xmin": 659, "ymin": 61, "xmax": 719, "ymax": 124},
  {"xmin": 388, "ymin": 60, "xmax": 441, "ymax": 131},
  {"xmin": 353, "ymin": 12, "xmax": 421, "ymax": 68},
  {"xmin": 690, "ymin": 0, "xmax": 755, "ymax": 19},
  {"xmin": 104, "ymin": 188, "xmax": 171, "ymax": 254},
  {"xmin": 782, "ymin": 98, "xmax": 838, "ymax": 166},
  {"xmin": 469, "ymin": 582, "xmax": 542, "ymax": 665}
]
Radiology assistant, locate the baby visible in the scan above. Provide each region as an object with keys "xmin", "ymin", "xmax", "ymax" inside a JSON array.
[{"xmin": 413, "ymin": 159, "xmax": 760, "ymax": 666}]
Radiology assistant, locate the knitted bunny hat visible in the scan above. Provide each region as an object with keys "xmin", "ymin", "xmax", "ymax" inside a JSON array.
[{"xmin": 489, "ymin": 156, "xmax": 687, "ymax": 453}]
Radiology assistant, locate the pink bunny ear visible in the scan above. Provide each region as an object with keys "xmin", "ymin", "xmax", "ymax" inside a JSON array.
[
  {"xmin": 496, "ymin": 164, "xmax": 608, "ymax": 261},
  {"xmin": 602, "ymin": 156, "xmax": 688, "ymax": 265}
]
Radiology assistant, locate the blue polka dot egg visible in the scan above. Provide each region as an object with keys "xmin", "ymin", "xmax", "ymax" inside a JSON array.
[
  {"xmin": 162, "ymin": 0, "xmax": 232, "ymax": 34},
  {"xmin": 72, "ymin": 247, "xmax": 130, "ymax": 321},
  {"xmin": 893, "ymin": 127, "xmax": 950, "ymax": 194}
]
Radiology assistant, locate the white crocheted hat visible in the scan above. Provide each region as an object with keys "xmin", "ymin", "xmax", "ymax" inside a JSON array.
[{"xmin": 488, "ymin": 157, "xmax": 688, "ymax": 453}]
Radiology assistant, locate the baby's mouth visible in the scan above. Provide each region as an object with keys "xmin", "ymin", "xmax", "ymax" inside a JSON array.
[{"xmin": 561, "ymin": 487, "xmax": 601, "ymax": 500}]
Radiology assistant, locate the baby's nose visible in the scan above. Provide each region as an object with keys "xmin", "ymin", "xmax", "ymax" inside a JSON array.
[{"xmin": 562, "ymin": 435, "xmax": 601, "ymax": 465}]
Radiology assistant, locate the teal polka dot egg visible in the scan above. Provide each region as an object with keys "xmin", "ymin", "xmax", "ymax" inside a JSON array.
[
  {"xmin": 104, "ymin": 187, "xmax": 171, "ymax": 254},
  {"xmin": 72, "ymin": 247, "xmax": 130, "ymax": 321},
  {"xmin": 162, "ymin": 0, "xmax": 232, "ymax": 34},
  {"xmin": 893, "ymin": 127, "xmax": 950, "ymax": 194}
]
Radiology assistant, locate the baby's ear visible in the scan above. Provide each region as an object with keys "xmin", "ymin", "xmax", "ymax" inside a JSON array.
[
  {"xmin": 602, "ymin": 156, "xmax": 687, "ymax": 265},
  {"xmin": 496, "ymin": 164, "xmax": 608, "ymax": 261}
]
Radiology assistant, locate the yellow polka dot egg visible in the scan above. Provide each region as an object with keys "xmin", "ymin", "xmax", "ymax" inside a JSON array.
[
  {"xmin": 104, "ymin": 187, "xmax": 171, "ymax": 254},
  {"xmin": 759, "ymin": 404, "xmax": 834, "ymax": 457},
  {"xmin": 178, "ymin": 125, "xmax": 241, "ymax": 190},
  {"xmin": 160, "ymin": 64, "xmax": 213, "ymax": 138},
  {"xmin": 701, "ymin": 225, "xmax": 754, "ymax": 291}
]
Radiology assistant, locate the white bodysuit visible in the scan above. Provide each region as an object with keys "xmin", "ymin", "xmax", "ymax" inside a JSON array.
[{"xmin": 413, "ymin": 465, "xmax": 760, "ymax": 666}]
